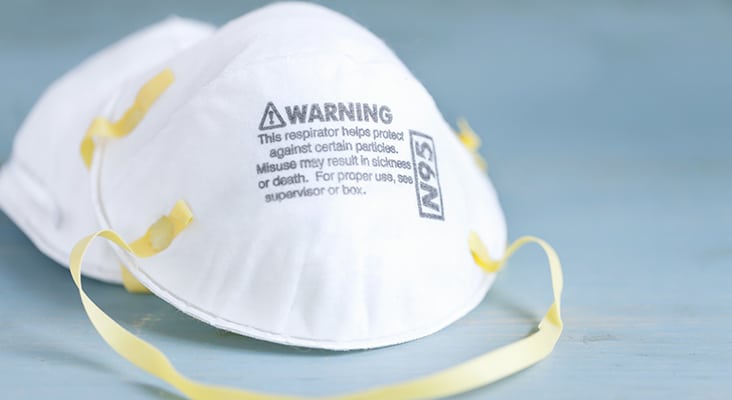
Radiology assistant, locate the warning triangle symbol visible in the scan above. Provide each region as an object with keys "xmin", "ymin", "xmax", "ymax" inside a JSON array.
[{"xmin": 258, "ymin": 102, "xmax": 287, "ymax": 130}]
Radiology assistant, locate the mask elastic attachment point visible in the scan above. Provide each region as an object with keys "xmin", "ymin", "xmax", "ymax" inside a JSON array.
[
  {"xmin": 457, "ymin": 119, "xmax": 488, "ymax": 172},
  {"xmin": 468, "ymin": 231, "xmax": 501, "ymax": 273},
  {"xmin": 119, "ymin": 200, "xmax": 194, "ymax": 292},
  {"xmin": 148, "ymin": 216, "xmax": 175, "ymax": 251}
]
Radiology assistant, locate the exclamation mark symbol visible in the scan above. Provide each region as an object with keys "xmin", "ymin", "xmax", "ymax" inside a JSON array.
[{"xmin": 259, "ymin": 102, "xmax": 286, "ymax": 130}]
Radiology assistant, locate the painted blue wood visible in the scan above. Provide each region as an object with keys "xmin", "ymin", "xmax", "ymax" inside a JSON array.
[{"xmin": 0, "ymin": 1, "xmax": 729, "ymax": 399}]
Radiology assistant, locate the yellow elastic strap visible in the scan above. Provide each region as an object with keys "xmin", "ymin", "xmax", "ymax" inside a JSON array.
[
  {"xmin": 118, "ymin": 200, "xmax": 193, "ymax": 294},
  {"xmin": 70, "ymin": 227, "xmax": 562, "ymax": 399},
  {"xmin": 120, "ymin": 266, "xmax": 149, "ymax": 293},
  {"xmin": 456, "ymin": 118, "xmax": 488, "ymax": 171},
  {"xmin": 80, "ymin": 68, "xmax": 174, "ymax": 168}
]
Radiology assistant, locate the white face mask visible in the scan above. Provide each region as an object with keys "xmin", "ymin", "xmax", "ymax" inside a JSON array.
[
  {"xmin": 0, "ymin": 17, "xmax": 214, "ymax": 283},
  {"xmin": 70, "ymin": 3, "xmax": 563, "ymax": 398},
  {"xmin": 91, "ymin": 5, "xmax": 506, "ymax": 350}
]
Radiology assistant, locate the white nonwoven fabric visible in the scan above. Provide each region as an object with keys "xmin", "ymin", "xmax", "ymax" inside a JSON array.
[
  {"xmin": 91, "ymin": 2, "xmax": 507, "ymax": 349},
  {"xmin": 0, "ymin": 17, "xmax": 215, "ymax": 283}
]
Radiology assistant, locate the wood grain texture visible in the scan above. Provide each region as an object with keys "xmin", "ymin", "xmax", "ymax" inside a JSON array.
[{"xmin": 0, "ymin": 1, "xmax": 730, "ymax": 399}]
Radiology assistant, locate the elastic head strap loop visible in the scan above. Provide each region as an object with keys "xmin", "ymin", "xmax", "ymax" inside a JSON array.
[
  {"xmin": 121, "ymin": 266, "xmax": 150, "ymax": 294},
  {"xmin": 469, "ymin": 233, "xmax": 563, "ymax": 328},
  {"xmin": 80, "ymin": 68, "xmax": 175, "ymax": 168},
  {"xmin": 69, "ymin": 216, "xmax": 563, "ymax": 399}
]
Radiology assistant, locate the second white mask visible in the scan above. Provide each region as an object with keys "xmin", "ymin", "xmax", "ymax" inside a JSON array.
[{"xmin": 0, "ymin": 16, "xmax": 215, "ymax": 283}]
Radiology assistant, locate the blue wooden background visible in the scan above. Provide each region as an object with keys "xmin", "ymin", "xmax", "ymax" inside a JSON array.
[{"xmin": 0, "ymin": 1, "xmax": 730, "ymax": 399}]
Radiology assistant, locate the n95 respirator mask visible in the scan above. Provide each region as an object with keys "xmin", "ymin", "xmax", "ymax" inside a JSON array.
[
  {"xmin": 0, "ymin": 17, "xmax": 214, "ymax": 283},
  {"xmin": 69, "ymin": 3, "xmax": 564, "ymax": 399}
]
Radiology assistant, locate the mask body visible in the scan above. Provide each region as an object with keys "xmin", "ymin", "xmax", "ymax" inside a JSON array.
[
  {"xmin": 0, "ymin": 17, "xmax": 215, "ymax": 283},
  {"xmin": 90, "ymin": 3, "xmax": 506, "ymax": 349}
]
